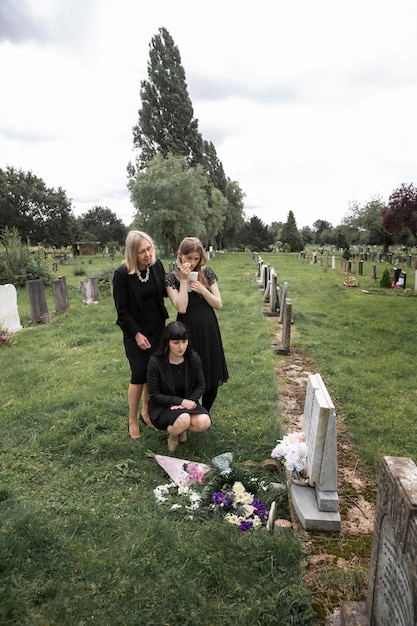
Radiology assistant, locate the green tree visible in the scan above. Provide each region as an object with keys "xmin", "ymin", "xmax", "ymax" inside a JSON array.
[
  {"xmin": 343, "ymin": 198, "xmax": 393, "ymax": 251},
  {"xmin": 79, "ymin": 206, "xmax": 127, "ymax": 246},
  {"xmin": 0, "ymin": 166, "xmax": 74, "ymax": 247},
  {"xmin": 299, "ymin": 225, "xmax": 314, "ymax": 245},
  {"xmin": 0, "ymin": 227, "xmax": 51, "ymax": 286},
  {"xmin": 201, "ymin": 140, "xmax": 227, "ymax": 195},
  {"xmin": 205, "ymin": 187, "xmax": 227, "ymax": 248},
  {"xmin": 281, "ymin": 211, "xmax": 304, "ymax": 252},
  {"xmin": 216, "ymin": 179, "xmax": 245, "ymax": 249},
  {"xmin": 312, "ymin": 220, "xmax": 333, "ymax": 244},
  {"xmin": 129, "ymin": 153, "xmax": 208, "ymax": 254},
  {"xmin": 239, "ymin": 215, "xmax": 275, "ymax": 251},
  {"xmin": 130, "ymin": 27, "xmax": 203, "ymax": 176}
]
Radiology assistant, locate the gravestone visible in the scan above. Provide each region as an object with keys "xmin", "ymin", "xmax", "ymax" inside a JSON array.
[
  {"xmin": 263, "ymin": 271, "xmax": 279, "ymax": 316},
  {"xmin": 80, "ymin": 277, "xmax": 99, "ymax": 305},
  {"xmin": 26, "ymin": 279, "xmax": 50, "ymax": 324},
  {"xmin": 271, "ymin": 298, "xmax": 292, "ymax": 355},
  {"xmin": 366, "ymin": 456, "xmax": 417, "ymax": 626},
  {"xmin": 291, "ymin": 373, "xmax": 341, "ymax": 531},
  {"xmin": 52, "ymin": 276, "xmax": 70, "ymax": 313},
  {"xmin": 279, "ymin": 281, "xmax": 288, "ymax": 323},
  {"xmin": 0, "ymin": 284, "xmax": 22, "ymax": 333}
]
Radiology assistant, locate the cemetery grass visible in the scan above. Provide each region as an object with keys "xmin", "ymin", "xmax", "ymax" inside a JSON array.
[
  {"xmin": 262, "ymin": 251, "xmax": 417, "ymax": 620},
  {"xmin": 0, "ymin": 253, "xmax": 315, "ymax": 626}
]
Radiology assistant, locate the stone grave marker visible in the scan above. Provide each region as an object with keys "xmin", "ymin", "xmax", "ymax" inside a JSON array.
[
  {"xmin": 366, "ymin": 456, "xmax": 417, "ymax": 626},
  {"xmin": 0, "ymin": 284, "xmax": 22, "ymax": 333},
  {"xmin": 26, "ymin": 279, "xmax": 50, "ymax": 324},
  {"xmin": 80, "ymin": 277, "xmax": 99, "ymax": 305},
  {"xmin": 52, "ymin": 276, "xmax": 70, "ymax": 313},
  {"xmin": 271, "ymin": 298, "xmax": 292, "ymax": 355},
  {"xmin": 291, "ymin": 373, "xmax": 341, "ymax": 531},
  {"xmin": 279, "ymin": 281, "xmax": 288, "ymax": 323}
]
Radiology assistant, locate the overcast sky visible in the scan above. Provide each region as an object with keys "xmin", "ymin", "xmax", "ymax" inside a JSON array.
[{"xmin": 1, "ymin": 0, "xmax": 417, "ymax": 230}]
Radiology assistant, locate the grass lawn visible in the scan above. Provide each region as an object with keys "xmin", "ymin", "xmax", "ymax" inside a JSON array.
[
  {"xmin": 2, "ymin": 249, "xmax": 416, "ymax": 624},
  {"xmin": 0, "ymin": 252, "xmax": 314, "ymax": 626}
]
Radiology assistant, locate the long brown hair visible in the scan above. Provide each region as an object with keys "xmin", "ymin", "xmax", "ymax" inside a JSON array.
[{"xmin": 177, "ymin": 237, "xmax": 208, "ymax": 288}]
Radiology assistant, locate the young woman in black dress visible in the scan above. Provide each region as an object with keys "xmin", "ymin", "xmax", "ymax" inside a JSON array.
[
  {"xmin": 165, "ymin": 237, "xmax": 228, "ymax": 412},
  {"xmin": 147, "ymin": 321, "xmax": 211, "ymax": 452}
]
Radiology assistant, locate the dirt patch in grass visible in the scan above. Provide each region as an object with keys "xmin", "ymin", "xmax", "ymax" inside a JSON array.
[{"xmin": 273, "ymin": 346, "xmax": 376, "ymax": 623}]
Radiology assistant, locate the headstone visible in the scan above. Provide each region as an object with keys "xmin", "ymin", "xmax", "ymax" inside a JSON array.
[
  {"xmin": 52, "ymin": 276, "xmax": 70, "ymax": 313},
  {"xmin": 279, "ymin": 282, "xmax": 288, "ymax": 323},
  {"xmin": 271, "ymin": 298, "xmax": 292, "ymax": 355},
  {"xmin": 80, "ymin": 277, "xmax": 99, "ymax": 305},
  {"xmin": 359, "ymin": 456, "xmax": 417, "ymax": 626},
  {"xmin": 26, "ymin": 279, "xmax": 50, "ymax": 324},
  {"xmin": 270, "ymin": 272, "xmax": 278, "ymax": 314},
  {"xmin": 291, "ymin": 373, "xmax": 341, "ymax": 531},
  {"xmin": 259, "ymin": 264, "xmax": 269, "ymax": 291},
  {"xmin": 0, "ymin": 284, "xmax": 22, "ymax": 333}
]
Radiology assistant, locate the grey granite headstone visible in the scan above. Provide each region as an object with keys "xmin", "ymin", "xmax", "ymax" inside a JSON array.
[
  {"xmin": 271, "ymin": 298, "xmax": 291, "ymax": 355},
  {"xmin": 291, "ymin": 373, "xmax": 340, "ymax": 531},
  {"xmin": 0, "ymin": 284, "xmax": 22, "ymax": 333},
  {"xmin": 80, "ymin": 277, "xmax": 99, "ymax": 305},
  {"xmin": 279, "ymin": 281, "xmax": 288, "ymax": 322},
  {"xmin": 52, "ymin": 276, "xmax": 70, "ymax": 313},
  {"xmin": 366, "ymin": 456, "xmax": 417, "ymax": 626},
  {"xmin": 26, "ymin": 279, "xmax": 50, "ymax": 324}
]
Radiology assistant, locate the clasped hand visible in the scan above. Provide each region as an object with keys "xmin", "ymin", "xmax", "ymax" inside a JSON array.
[{"xmin": 170, "ymin": 399, "xmax": 197, "ymax": 411}]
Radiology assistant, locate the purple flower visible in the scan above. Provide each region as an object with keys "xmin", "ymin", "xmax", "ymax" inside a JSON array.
[
  {"xmin": 238, "ymin": 520, "xmax": 253, "ymax": 532},
  {"xmin": 251, "ymin": 498, "xmax": 268, "ymax": 519},
  {"xmin": 212, "ymin": 492, "xmax": 229, "ymax": 506}
]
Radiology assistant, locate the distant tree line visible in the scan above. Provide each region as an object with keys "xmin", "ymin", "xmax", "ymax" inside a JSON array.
[{"xmin": 0, "ymin": 166, "xmax": 127, "ymax": 249}]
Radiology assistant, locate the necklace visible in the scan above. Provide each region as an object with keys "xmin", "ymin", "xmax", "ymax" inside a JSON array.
[{"xmin": 136, "ymin": 266, "xmax": 150, "ymax": 283}]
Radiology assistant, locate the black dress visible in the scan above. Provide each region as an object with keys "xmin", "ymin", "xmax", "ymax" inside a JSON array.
[
  {"xmin": 165, "ymin": 267, "xmax": 228, "ymax": 391},
  {"xmin": 113, "ymin": 260, "xmax": 168, "ymax": 384}
]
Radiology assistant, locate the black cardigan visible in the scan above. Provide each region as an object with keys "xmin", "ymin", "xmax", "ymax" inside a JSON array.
[
  {"xmin": 147, "ymin": 350, "xmax": 206, "ymax": 421},
  {"xmin": 112, "ymin": 259, "xmax": 169, "ymax": 338}
]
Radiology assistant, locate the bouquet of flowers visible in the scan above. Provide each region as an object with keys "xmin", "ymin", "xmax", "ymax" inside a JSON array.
[
  {"xmin": 209, "ymin": 480, "xmax": 269, "ymax": 532},
  {"xmin": 151, "ymin": 452, "xmax": 274, "ymax": 531},
  {"xmin": 271, "ymin": 431, "xmax": 308, "ymax": 474}
]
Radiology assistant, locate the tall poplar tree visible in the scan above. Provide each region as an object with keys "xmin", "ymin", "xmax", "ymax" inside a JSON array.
[{"xmin": 130, "ymin": 27, "xmax": 203, "ymax": 176}]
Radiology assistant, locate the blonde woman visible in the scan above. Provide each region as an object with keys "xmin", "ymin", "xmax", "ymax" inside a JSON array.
[
  {"xmin": 165, "ymin": 237, "xmax": 228, "ymax": 412},
  {"xmin": 113, "ymin": 231, "xmax": 169, "ymax": 443}
]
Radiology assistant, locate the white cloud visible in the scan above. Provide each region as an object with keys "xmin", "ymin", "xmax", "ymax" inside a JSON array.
[{"xmin": 1, "ymin": 0, "xmax": 417, "ymax": 229}]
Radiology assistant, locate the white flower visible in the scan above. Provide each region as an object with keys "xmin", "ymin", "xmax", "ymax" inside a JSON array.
[
  {"xmin": 271, "ymin": 432, "xmax": 308, "ymax": 473},
  {"xmin": 252, "ymin": 516, "xmax": 262, "ymax": 529},
  {"xmin": 170, "ymin": 504, "xmax": 182, "ymax": 510},
  {"xmin": 240, "ymin": 504, "xmax": 255, "ymax": 518},
  {"xmin": 232, "ymin": 482, "xmax": 253, "ymax": 504},
  {"xmin": 225, "ymin": 513, "xmax": 240, "ymax": 525}
]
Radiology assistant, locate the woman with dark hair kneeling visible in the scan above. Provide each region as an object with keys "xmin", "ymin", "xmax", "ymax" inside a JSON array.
[{"xmin": 147, "ymin": 321, "xmax": 211, "ymax": 452}]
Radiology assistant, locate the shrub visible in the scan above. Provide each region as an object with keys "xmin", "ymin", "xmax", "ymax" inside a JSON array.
[
  {"xmin": 379, "ymin": 267, "xmax": 392, "ymax": 288},
  {"xmin": 0, "ymin": 228, "xmax": 51, "ymax": 286}
]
